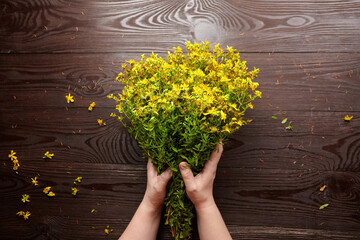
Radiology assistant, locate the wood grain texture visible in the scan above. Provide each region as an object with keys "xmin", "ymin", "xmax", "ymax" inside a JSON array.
[
  {"xmin": 1, "ymin": 107, "xmax": 359, "ymax": 172},
  {"xmin": 0, "ymin": 162, "xmax": 359, "ymax": 240},
  {"xmin": 0, "ymin": 0, "xmax": 359, "ymax": 53},
  {"xmin": 0, "ymin": 53, "xmax": 359, "ymax": 112},
  {"xmin": 1, "ymin": 0, "xmax": 360, "ymax": 239}
]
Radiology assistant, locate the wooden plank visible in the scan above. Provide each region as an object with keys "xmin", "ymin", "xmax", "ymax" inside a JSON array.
[
  {"xmin": 0, "ymin": 0, "xmax": 359, "ymax": 53},
  {"xmin": 0, "ymin": 53, "xmax": 359, "ymax": 112},
  {"xmin": 0, "ymin": 107, "xmax": 359, "ymax": 171},
  {"xmin": 0, "ymin": 162, "xmax": 359, "ymax": 239}
]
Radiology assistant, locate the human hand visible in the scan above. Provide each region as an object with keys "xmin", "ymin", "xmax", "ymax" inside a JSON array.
[
  {"xmin": 143, "ymin": 158, "xmax": 172, "ymax": 211},
  {"xmin": 179, "ymin": 141, "xmax": 223, "ymax": 210}
]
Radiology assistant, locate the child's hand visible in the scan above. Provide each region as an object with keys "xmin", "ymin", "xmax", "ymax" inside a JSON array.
[
  {"xmin": 143, "ymin": 158, "xmax": 172, "ymax": 211},
  {"xmin": 179, "ymin": 141, "xmax": 223, "ymax": 210}
]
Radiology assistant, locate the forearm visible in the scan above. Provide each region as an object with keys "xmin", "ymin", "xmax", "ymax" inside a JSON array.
[
  {"xmin": 119, "ymin": 198, "xmax": 162, "ymax": 240},
  {"xmin": 196, "ymin": 200, "xmax": 232, "ymax": 240}
]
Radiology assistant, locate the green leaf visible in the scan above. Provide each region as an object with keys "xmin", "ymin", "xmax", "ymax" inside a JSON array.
[
  {"xmin": 319, "ymin": 203, "xmax": 329, "ymax": 210},
  {"xmin": 272, "ymin": 116, "xmax": 277, "ymax": 120},
  {"xmin": 281, "ymin": 118, "xmax": 288, "ymax": 124}
]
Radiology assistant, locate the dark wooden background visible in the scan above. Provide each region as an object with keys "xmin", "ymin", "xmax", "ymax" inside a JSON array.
[{"xmin": 0, "ymin": 0, "xmax": 359, "ymax": 239}]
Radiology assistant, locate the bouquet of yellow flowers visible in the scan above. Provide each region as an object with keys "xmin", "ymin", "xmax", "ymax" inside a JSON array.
[{"xmin": 109, "ymin": 41, "xmax": 261, "ymax": 239}]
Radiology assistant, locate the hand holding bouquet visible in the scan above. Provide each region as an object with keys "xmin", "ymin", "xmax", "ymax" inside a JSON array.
[{"xmin": 109, "ymin": 41, "xmax": 261, "ymax": 239}]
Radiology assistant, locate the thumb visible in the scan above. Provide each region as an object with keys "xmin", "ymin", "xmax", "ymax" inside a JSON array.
[{"xmin": 179, "ymin": 162, "xmax": 195, "ymax": 186}]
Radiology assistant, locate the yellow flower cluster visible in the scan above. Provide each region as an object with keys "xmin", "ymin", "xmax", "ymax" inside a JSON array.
[
  {"xmin": 8, "ymin": 150, "xmax": 20, "ymax": 171},
  {"xmin": 113, "ymin": 41, "xmax": 260, "ymax": 138},
  {"xmin": 111, "ymin": 41, "xmax": 261, "ymax": 240}
]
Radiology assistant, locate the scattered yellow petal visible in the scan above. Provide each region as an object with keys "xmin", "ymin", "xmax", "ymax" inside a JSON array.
[
  {"xmin": 88, "ymin": 102, "xmax": 96, "ymax": 111},
  {"xmin": 17, "ymin": 211, "xmax": 31, "ymax": 220},
  {"xmin": 23, "ymin": 211, "xmax": 31, "ymax": 220},
  {"xmin": 31, "ymin": 176, "xmax": 39, "ymax": 186},
  {"xmin": 8, "ymin": 150, "xmax": 16, "ymax": 160},
  {"xmin": 66, "ymin": 93, "xmax": 74, "ymax": 103},
  {"xmin": 72, "ymin": 187, "xmax": 78, "ymax": 196},
  {"xmin": 47, "ymin": 191, "xmax": 55, "ymax": 197},
  {"xmin": 21, "ymin": 194, "xmax": 30, "ymax": 203},
  {"xmin": 105, "ymin": 225, "xmax": 113, "ymax": 235},
  {"xmin": 320, "ymin": 185, "xmax": 327, "ymax": 192},
  {"xmin": 74, "ymin": 176, "xmax": 82, "ymax": 184},
  {"xmin": 8, "ymin": 150, "xmax": 20, "ymax": 171},
  {"xmin": 97, "ymin": 119, "xmax": 103, "ymax": 126},
  {"xmin": 43, "ymin": 186, "xmax": 51, "ymax": 194},
  {"xmin": 344, "ymin": 115, "xmax": 353, "ymax": 121},
  {"xmin": 43, "ymin": 151, "xmax": 54, "ymax": 159}
]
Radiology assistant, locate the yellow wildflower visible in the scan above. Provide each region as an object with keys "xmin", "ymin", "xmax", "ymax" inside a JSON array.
[
  {"xmin": 255, "ymin": 90, "xmax": 262, "ymax": 98},
  {"xmin": 344, "ymin": 115, "xmax": 353, "ymax": 121},
  {"xmin": 236, "ymin": 120, "xmax": 244, "ymax": 126},
  {"xmin": 8, "ymin": 150, "xmax": 16, "ymax": 160},
  {"xmin": 16, "ymin": 211, "xmax": 24, "ymax": 216},
  {"xmin": 43, "ymin": 151, "xmax": 54, "ymax": 159},
  {"xmin": 72, "ymin": 187, "xmax": 78, "ymax": 196},
  {"xmin": 97, "ymin": 119, "xmax": 103, "ymax": 126},
  {"xmin": 43, "ymin": 186, "xmax": 51, "ymax": 194},
  {"xmin": 47, "ymin": 191, "xmax": 55, "ymax": 197},
  {"xmin": 220, "ymin": 111, "xmax": 227, "ymax": 121},
  {"xmin": 203, "ymin": 107, "xmax": 217, "ymax": 116},
  {"xmin": 66, "ymin": 93, "xmax": 74, "ymax": 103},
  {"xmin": 209, "ymin": 126, "xmax": 217, "ymax": 132},
  {"xmin": 17, "ymin": 211, "xmax": 31, "ymax": 220},
  {"xmin": 21, "ymin": 194, "xmax": 30, "ymax": 203},
  {"xmin": 247, "ymin": 102, "xmax": 254, "ymax": 109},
  {"xmin": 13, "ymin": 159, "xmax": 20, "ymax": 170},
  {"xmin": 221, "ymin": 126, "xmax": 231, "ymax": 133},
  {"xmin": 31, "ymin": 176, "xmax": 39, "ymax": 186},
  {"xmin": 23, "ymin": 211, "xmax": 31, "ymax": 220},
  {"xmin": 88, "ymin": 102, "xmax": 96, "ymax": 111}
]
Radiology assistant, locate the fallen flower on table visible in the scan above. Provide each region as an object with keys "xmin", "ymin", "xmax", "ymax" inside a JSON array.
[
  {"xmin": 8, "ymin": 150, "xmax": 20, "ymax": 171},
  {"xmin": 88, "ymin": 102, "xmax": 96, "ymax": 111},
  {"xmin": 66, "ymin": 93, "xmax": 74, "ymax": 103},
  {"xmin": 319, "ymin": 185, "xmax": 327, "ymax": 192},
  {"xmin": 104, "ymin": 225, "xmax": 113, "ymax": 235},
  {"xmin": 47, "ymin": 191, "xmax": 55, "ymax": 197},
  {"xmin": 285, "ymin": 121, "xmax": 293, "ymax": 130},
  {"xmin": 319, "ymin": 203, "xmax": 329, "ymax": 210},
  {"xmin": 21, "ymin": 194, "xmax": 30, "ymax": 203},
  {"xmin": 17, "ymin": 211, "xmax": 31, "ymax": 220},
  {"xmin": 344, "ymin": 115, "xmax": 353, "ymax": 121},
  {"xmin": 8, "ymin": 150, "xmax": 16, "ymax": 160},
  {"xmin": 31, "ymin": 176, "xmax": 39, "ymax": 186},
  {"xmin": 97, "ymin": 119, "xmax": 106, "ymax": 126},
  {"xmin": 43, "ymin": 186, "xmax": 55, "ymax": 197},
  {"xmin": 72, "ymin": 187, "xmax": 78, "ymax": 196},
  {"xmin": 74, "ymin": 176, "xmax": 82, "ymax": 184},
  {"xmin": 43, "ymin": 151, "xmax": 54, "ymax": 159},
  {"xmin": 281, "ymin": 118, "xmax": 288, "ymax": 124}
]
